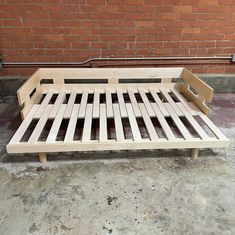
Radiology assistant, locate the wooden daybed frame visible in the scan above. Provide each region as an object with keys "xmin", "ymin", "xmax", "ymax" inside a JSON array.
[{"xmin": 6, "ymin": 67, "xmax": 229, "ymax": 163}]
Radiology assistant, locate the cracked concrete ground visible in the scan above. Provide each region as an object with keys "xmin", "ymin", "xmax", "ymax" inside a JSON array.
[{"xmin": 0, "ymin": 94, "xmax": 234, "ymax": 235}]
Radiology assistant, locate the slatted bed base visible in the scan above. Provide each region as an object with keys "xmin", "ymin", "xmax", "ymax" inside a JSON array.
[{"xmin": 6, "ymin": 68, "xmax": 229, "ymax": 163}]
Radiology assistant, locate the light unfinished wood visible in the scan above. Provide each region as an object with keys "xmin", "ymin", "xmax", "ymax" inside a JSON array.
[
  {"xmin": 117, "ymin": 89, "xmax": 128, "ymax": 118},
  {"xmin": 8, "ymin": 106, "xmax": 39, "ymax": 145},
  {"xmin": 40, "ymin": 67, "xmax": 184, "ymax": 80},
  {"xmin": 189, "ymin": 102, "xmax": 228, "ymax": 140},
  {"xmin": 106, "ymin": 90, "xmax": 114, "ymax": 118},
  {"xmin": 46, "ymin": 104, "xmax": 66, "ymax": 143},
  {"xmin": 82, "ymin": 104, "xmax": 93, "ymax": 142},
  {"xmin": 78, "ymin": 91, "xmax": 88, "ymax": 118},
  {"xmin": 41, "ymin": 83, "xmax": 175, "ymax": 94},
  {"xmin": 160, "ymin": 88, "xmax": 183, "ymax": 116},
  {"xmin": 171, "ymin": 88, "xmax": 197, "ymax": 116},
  {"xmin": 49, "ymin": 92, "xmax": 65, "ymax": 118},
  {"xmin": 34, "ymin": 92, "xmax": 53, "ymax": 119},
  {"xmin": 39, "ymin": 152, "xmax": 47, "ymax": 164},
  {"xmin": 8, "ymin": 139, "xmax": 229, "ymax": 154},
  {"xmin": 164, "ymin": 103, "xmax": 192, "ymax": 140},
  {"xmin": 64, "ymin": 92, "xmax": 77, "ymax": 118},
  {"xmin": 139, "ymin": 90, "xmax": 155, "ymax": 117},
  {"xmin": 177, "ymin": 103, "xmax": 210, "ymax": 140},
  {"xmin": 128, "ymin": 90, "xmax": 141, "ymax": 117},
  {"xmin": 93, "ymin": 90, "xmax": 100, "ymax": 118},
  {"xmin": 149, "ymin": 89, "xmax": 169, "ymax": 117},
  {"xmin": 181, "ymin": 68, "xmax": 213, "ymax": 102},
  {"xmin": 113, "ymin": 103, "xmax": 125, "ymax": 141},
  {"xmin": 151, "ymin": 103, "xmax": 175, "ymax": 140},
  {"xmin": 99, "ymin": 104, "xmax": 107, "ymax": 142},
  {"xmin": 191, "ymin": 148, "xmax": 199, "ymax": 160},
  {"xmin": 138, "ymin": 103, "xmax": 158, "ymax": 141},
  {"xmin": 28, "ymin": 105, "xmax": 53, "ymax": 143},
  {"xmin": 161, "ymin": 78, "xmax": 172, "ymax": 83},
  {"xmin": 64, "ymin": 104, "xmax": 80, "ymax": 143},
  {"xmin": 180, "ymin": 84, "xmax": 210, "ymax": 115},
  {"xmin": 126, "ymin": 103, "xmax": 142, "ymax": 141},
  {"xmin": 7, "ymin": 67, "xmax": 229, "ymax": 161}
]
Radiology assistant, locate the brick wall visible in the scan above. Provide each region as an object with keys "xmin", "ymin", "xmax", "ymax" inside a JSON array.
[{"xmin": 1, "ymin": 0, "xmax": 235, "ymax": 75}]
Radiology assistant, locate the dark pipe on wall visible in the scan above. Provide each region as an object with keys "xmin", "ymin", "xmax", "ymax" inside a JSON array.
[{"xmin": 0, "ymin": 55, "xmax": 234, "ymax": 68}]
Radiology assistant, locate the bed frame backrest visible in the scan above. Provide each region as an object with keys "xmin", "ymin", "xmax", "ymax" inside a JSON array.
[
  {"xmin": 17, "ymin": 67, "xmax": 214, "ymax": 119},
  {"xmin": 39, "ymin": 67, "xmax": 183, "ymax": 84}
]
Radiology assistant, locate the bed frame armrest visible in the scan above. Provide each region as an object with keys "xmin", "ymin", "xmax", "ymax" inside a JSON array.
[
  {"xmin": 179, "ymin": 68, "xmax": 214, "ymax": 115},
  {"xmin": 17, "ymin": 69, "xmax": 42, "ymax": 119}
]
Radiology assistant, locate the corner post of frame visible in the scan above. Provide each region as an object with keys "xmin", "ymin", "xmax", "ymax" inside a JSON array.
[
  {"xmin": 39, "ymin": 153, "xmax": 47, "ymax": 164},
  {"xmin": 191, "ymin": 148, "xmax": 199, "ymax": 160}
]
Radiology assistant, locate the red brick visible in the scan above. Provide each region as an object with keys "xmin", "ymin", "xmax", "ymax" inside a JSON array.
[
  {"xmin": 144, "ymin": 0, "xmax": 162, "ymax": 5},
  {"xmin": 27, "ymin": 12, "xmax": 48, "ymax": 19},
  {"xmin": 41, "ymin": 5, "xmax": 61, "ymax": 11},
  {"xmin": 207, "ymin": 67, "xmax": 225, "ymax": 73},
  {"xmin": 182, "ymin": 27, "xmax": 201, "ymax": 34},
  {"xmin": 191, "ymin": 67, "xmax": 208, "ymax": 74},
  {"xmin": 174, "ymin": 6, "xmax": 192, "ymax": 13},
  {"xmin": 125, "ymin": 0, "xmax": 144, "ymax": 5},
  {"xmin": 218, "ymin": 27, "xmax": 235, "ymax": 34},
  {"xmin": 161, "ymin": 13, "xmax": 180, "ymax": 20},
  {"xmin": 225, "ymin": 66, "xmax": 235, "ymax": 73},
  {"xmin": 220, "ymin": 0, "xmax": 235, "ymax": 5},
  {"xmin": 135, "ymin": 20, "xmax": 154, "ymax": 28},
  {"xmin": 44, "ymin": 35, "xmax": 63, "ymax": 42},
  {"xmin": 198, "ymin": 41, "xmax": 216, "ymax": 48},
  {"xmin": 199, "ymin": 0, "xmax": 218, "ymax": 5}
]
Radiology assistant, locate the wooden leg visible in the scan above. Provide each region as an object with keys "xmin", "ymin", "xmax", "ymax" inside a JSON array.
[
  {"xmin": 191, "ymin": 148, "xmax": 199, "ymax": 160},
  {"xmin": 39, "ymin": 153, "xmax": 47, "ymax": 164}
]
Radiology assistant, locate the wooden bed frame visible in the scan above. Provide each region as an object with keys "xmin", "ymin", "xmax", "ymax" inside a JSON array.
[{"xmin": 6, "ymin": 67, "xmax": 229, "ymax": 163}]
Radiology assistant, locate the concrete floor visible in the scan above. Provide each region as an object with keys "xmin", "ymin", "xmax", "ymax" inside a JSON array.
[{"xmin": 0, "ymin": 94, "xmax": 234, "ymax": 235}]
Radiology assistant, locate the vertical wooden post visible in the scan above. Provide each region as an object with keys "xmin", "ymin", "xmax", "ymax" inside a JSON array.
[
  {"xmin": 191, "ymin": 148, "xmax": 199, "ymax": 160},
  {"xmin": 39, "ymin": 153, "xmax": 47, "ymax": 164}
]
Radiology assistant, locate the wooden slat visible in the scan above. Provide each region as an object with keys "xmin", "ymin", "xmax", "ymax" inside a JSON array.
[
  {"xmin": 125, "ymin": 103, "xmax": 142, "ymax": 141},
  {"xmin": 151, "ymin": 103, "xmax": 175, "ymax": 140},
  {"xmin": 82, "ymin": 104, "xmax": 93, "ymax": 142},
  {"xmin": 139, "ymin": 90, "xmax": 155, "ymax": 117},
  {"xmin": 93, "ymin": 90, "xmax": 100, "ymax": 118},
  {"xmin": 28, "ymin": 105, "xmax": 53, "ymax": 143},
  {"xmin": 160, "ymin": 88, "xmax": 184, "ymax": 116},
  {"xmin": 64, "ymin": 104, "xmax": 80, "ymax": 143},
  {"xmin": 171, "ymin": 88, "xmax": 197, "ymax": 116},
  {"xmin": 64, "ymin": 91, "xmax": 76, "ymax": 118},
  {"xmin": 8, "ymin": 138, "xmax": 230, "ymax": 154},
  {"xmin": 8, "ymin": 106, "xmax": 39, "ymax": 144},
  {"xmin": 42, "ymin": 83, "xmax": 175, "ymax": 95},
  {"xmin": 138, "ymin": 103, "xmax": 158, "ymax": 141},
  {"xmin": 78, "ymin": 90, "xmax": 88, "ymax": 118},
  {"xmin": 46, "ymin": 104, "xmax": 66, "ymax": 143},
  {"xmin": 164, "ymin": 103, "xmax": 192, "ymax": 140},
  {"xmin": 128, "ymin": 90, "xmax": 141, "ymax": 117},
  {"xmin": 189, "ymin": 103, "xmax": 228, "ymax": 140},
  {"xmin": 40, "ymin": 67, "xmax": 184, "ymax": 80},
  {"xmin": 99, "ymin": 104, "xmax": 107, "ymax": 142},
  {"xmin": 149, "ymin": 89, "xmax": 169, "ymax": 117},
  {"xmin": 49, "ymin": 92, "xmax": 65, "ymax": 118},
  {"xmin": 177, "ymin": 103, "xmax": 210, "ymax": 140},
  {"xmin": 117, "ymin": 89, "xmax": 128, "ymax": 118},
  {"xmin": 106, "ymin": 90, "xmax": 113, "ymax": 118},
  {"xmin": 113, "ymin": 103, "xmax": 125, "ymax": 141},
  {"xmin": 199, "ymin": 114, "xmax": 228, "ymax": 140},
  {"xmin": 34, "ymin": 92, "xmax": 53, "ymax": 118}
]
